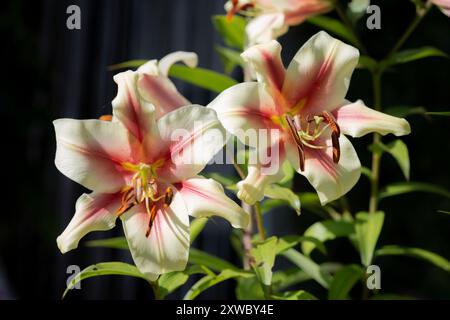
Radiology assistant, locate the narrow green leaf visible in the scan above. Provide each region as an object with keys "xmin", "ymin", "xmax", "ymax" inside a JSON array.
[
  {"xmin": 108, "ymin": 59, "xmax": 147, "ymax": 71},
  {"xmin": 307, "ymin": 16, "xmax": 359, "ymax": 47},
  {"xmin": 358, "ymin": 55, "xmax": 377, "ymax": 71},
  {"xmin": 215, "ymin": 46, "xmax": 245, "ymax": 74},
  {"xmin": 355, "ymin": 211, "xmax": 385, "ymax": 266},
  {"xmin": 375, "ymin": 245, "xmax": 450, "ymax": 272},
  {"xmin": 202, "ymin": 172, "xmax": 239, "ymax": 187},
  {"xmin": 251, "ymin": 237, "xmax": 279, "ymax": 286},
  {"xmin": 169, "ymin": 64, "xmax": 237, "ymax": 93},
  {"xmin": 372, "ymin": 140, "xmax": 410, "ymax": 180},
  {"xmin": 271, "ymin": 290, "xmax": 317, "ymax": 300},
  {"xmin": 302, "ymin": 220, "xmax": 355, "ymax": 256},
  {"xmin": 189, "ymin": 248, "xmax": 239, "ymax": 272},
  {"xmin": 85, "ymin": 237, "xmax": 128, "ymax": 250},
  {"xmin": 361, "ymin": 166, "xmax": 372, "ymax": 180},
  {"xmin": 63, "ymin": 262, "xmax": 148, "ymax": 298},
  {"xmin": 184, "ymin": 269, "xmax": 252, "ymax": 300},
  {"xmin": 425, "ymin": 111, "xmax": 450, "ymax": 117},
  {"xmin": 277, "ymin": 235, "xmax": 327, "ymax": 255},
  {"xmin": 236, "ymin": 276, "xmax": 265, "ymax": 300},
  {"xmin": 379, "ymin": 182, "xmax": 450, "ymax": 200},
  {"xmin": 279, "ymin": 160, "xmax": 295, "ymax": 188},
  {"xmin": 381, "ymin": 46, "xmax": 448, "ymax": 69},
  {"xmin": 212, "ymin": 15, "xmax": 246, "ymax": 50},
  {"xmin": 264, "ymin": 184, "xmax": 301, "ymax": 215},
  {"xmin": 328, "ymin": 265, "xmax": 365, "ymax": 300},
  {"xmin": 190, "ymin": 217, "xmax": 209, "ymax": 244},
  {"xmin": 384, "ymin": 106, "xmax": 426, "ymax": 118},
  {"xmin": 437, "ymin": 210, "xmax": 450, "ymax": 215},
  {"xmin": 281, "ymin": 249, "xmax": 333, "ymax": 288}
]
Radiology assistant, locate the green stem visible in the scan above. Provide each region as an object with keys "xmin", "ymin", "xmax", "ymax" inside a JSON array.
[
  {"xmin": 151, "ymin": 281, "xmax": 162, "ymax": 300},
  {"xmin": 387, "ymin": 0, "xmax": 433, "ymax": 58},
  {"xmin": 335, "ymin": 3, "xmax": 368, "ymax": 54},
  {"xmin": 369, "ymin": 69, "xmax": 382, "ymax": 214},
  {"xmin": 254, "ymin": 202, "xmax": 266, "ymax": 240}
]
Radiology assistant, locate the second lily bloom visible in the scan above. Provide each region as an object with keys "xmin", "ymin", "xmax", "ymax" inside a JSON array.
[{"xmin": 209, "ymin": 31, "xmax": 411, "ymax": 205}]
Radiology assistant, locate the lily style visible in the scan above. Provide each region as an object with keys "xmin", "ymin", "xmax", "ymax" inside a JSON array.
[
  {"xmin": 226, "ymin": 0, "xmax": 334, "ymax": 46},
  {"xmin": 54, "ymin": 72, "xmax": 248, "ymax": 280},
  {"xmin": 209, "ymin": 31, "xmax": 411, "ymax": 205}
]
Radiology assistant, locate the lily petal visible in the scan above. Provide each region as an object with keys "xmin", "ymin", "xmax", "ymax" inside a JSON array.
[
  {"xmin": 157, "ymin": 105, "xmax": 227, "ymax": 183},
  {"xmin": 121, "ymin": 189, "xmax": 189, "ymax": 280},
  {"xmin": 112, "ymin": 70, "xmax": 157, "ymax": 142},
  {"xmin": 57, "ymin": 192, "xmax": 120, "ymax": 253},
  {"xmin": 286, "ymin": 134, "xmax": 361, "ymax": 205},
  {"xmin": 54, "ymin": 119, "xmax": 133, "ymax": 193},
  {"xmin": 157, "ymin": 51, "xmax": 198, "ymax": 76},
  {"xmin": 178, "ymin": 177, "xmax": 249, "ymax": 228},
  {"xmin": 283, "ymin": 0, "xmax": 334, "ymax": 25},
  {"xmin": 208, "ymin": 82, "xmax": 280, "ymax": 148},
  {"xmin": 246, "ymin": 13, "xmax": 288, "ymax": 46},
  {"xmin": 333, "ymin": 100, "xmax": 411, "ymax": 137},
  {"xmin": 241, "ymin": 40, "xmax": 286, "ymax": 93},
  {"xmin": 282, "ymin": 31, "xmax": 359, "ymax": 114}
]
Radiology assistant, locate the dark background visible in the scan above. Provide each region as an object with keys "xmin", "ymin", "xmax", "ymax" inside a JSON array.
[{"xmin": 0, "ymin": 0, "xmax": 449, "ymax": 299}]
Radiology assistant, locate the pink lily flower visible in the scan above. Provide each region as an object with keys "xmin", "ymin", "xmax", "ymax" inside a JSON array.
[
  {"xmin": 55, "ymin": 69, "xmax": 248, "ymax": 280},
  {"xmin": 226, "ymin": 0, "xmax": 334, "ymax": 45},
  {"xmin": 433, "ymin": 0, "xmax": 450, "ymax": 17},
  {"xmin": 209, "ymin": 31, "xmax": 411, "ymax": 205}
]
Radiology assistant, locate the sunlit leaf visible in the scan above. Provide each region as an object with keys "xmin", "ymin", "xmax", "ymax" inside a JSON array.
[
  {"xmin": 236, "ymin": 276, "xmax": 265, "ymax": 299},
  {"xmin": 184, "ymin": 269, "xmax": 252, "ymax": 300},
  {"xmin": 169, "ymin": 64, "xmax": 237, "ymax": 93},
  {"xmin": 212, "ymin": 15, "xmax": 246, "ymax": 50},
  {"xmin": 279, "ymin": 160, "xmax": 295, "ymax": 188},
  {"xmin": 355, "ymin": 211, "xmax": 385, "ymax": 266},
  {"xmin": 190, "ymin": 217, "xmax": 209, "ymax": 244},
  {"xmin": 158, "ymin": 265, "xmax": 209, "ymax": 299},
  {"xmin": 302, "ymin": 220, "xmax": 355, "ymax": 256},
  {"xmin": 63, "ymin": 262, "xmax": 148, "ymax": 298},
  {"xmin": 375, "ymin": 245, "xmax": 450, "ymax": 272},
  {"xmin": 381, "ymin": 46, "xmax": 448, "ymax": 69},
  {"xmin": 371, "ymin": 140, "xmax": 410, "ymax": 180},
  {"xmin": 251, "ymin": 237, "xmax": 278, "ymax": 287},
  {"xmin": 379, "ymin": 182, "xmax": 450, "ymax": 200},
  {"xmin": 271, "ymin": 290, "xmax": 317, "ymax": 300},
  {"xmin": 328, "ymin": 265, "xmax": 365, "ymax": 300},
  {"xmin": 264, "ymin": 184, "xmax": 301, "ymax": 215},
  {"xmin": 307, "ymin": 16, "xmax": 359, "ymax": 47},
  {"xmin": 281, "ymin": 249, "xmax": 333, "ymax": 288}
]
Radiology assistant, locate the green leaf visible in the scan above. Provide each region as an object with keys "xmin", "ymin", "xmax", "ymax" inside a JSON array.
[
  {"xmin": 437, "ymin": 210, "xmax": 450, "ymax": 215},
  {"xmin": 251, "ymin": 237, "xmax": 279, "ymax": 286},
  {"xmin": 190, "ymin": 217, "xmax": 209, "ymax": 244},
  {"xmin": 302, "ymin": 220, "xmax": 355, "ymax": 256},
  {"xmin": 425, "ymin": 111, "xmax": 450, "ymax": 117},
  {"xmin": 347, "ymin": 0, "xmax": 370, "ymax": 24},
  {"xmin": 375, "ymin": 245, "xmax": 450, "ymax": 272},
  {"xmin": 184, "ymin": 269, "xmax": 252, "ymax": 300},
  {"xmin": 277, "ymin": 235, "xmax": 327, "ymax": 255},
  {"xmin": 85, "ymin": 237, "xmax": 128, "ymax": 250},
  {"xmin": 328, "ymin": 265, "xmax": 365, "ymax": 300},
  {"xmin": 384, "ymin": 106, "xmax": 426, "ymax": 118},
  {"xmin": 358, "ymin": 55, "xmax": 377, "ymax": 71},
  {"xmin": 279, "ymin": 160, "xmax": 295, "ymax": 188},
  {"xmin": 281, "ymin": 249, "xmax": 333, "ymax": 288},
  {"xmin": 379, "ymin": 182, "xmax": 450, "ymax": 200},
  {"xmin": 264, "ymin": 184, "xmax": 301, "ymax": 215},
  {"xmin": 372, "ymin": 140, "xmax": 410, "ymax": 180},
  {"xmin": 108, "ymin": 59, "xmax": 147, "ymax": 71},
  {"xmin": 271, "ymin": 290, "xmax": 317, "ymax": 300},
  {"xmin": 361, "ymin": 166, "xmax": 372, "ymax": 180},
  {"xmin": 169, "ymin": 64, "xmax": 237, "ymax": 93},
  {"xmin": 202, "ymin": 172, "xmax": 239, "ymax": 187},
  {"xmin": 158, "ymin": 265, "xmax": 210, "ymax": 299},
  {"xmin": 215, "ymin": 46, "xmax": 245, "ymax": 74},
  {"xmin": 63, "ymin": 262, "xmax": 148, "ymax": 298},
  {"xmin": 236, "ymin": 276, "xmax": 265, "ymax": 300},
  {"xmin": 212, "ymin": 15, "xmax": 246, "ymax": 50},
  {"xmin": 381, "ymin": 46, "xmax": 448, "ymax": 69},
  {"xmin": 189, "ymin": 248, "xmax": 240, "ymax": 272},
  {"xmin": 307, "ymin": 16, "xmax": 359, "ymax": 48},
  {"xmin": 355, "ymin": 211, "xmax": 385, "ymax": 266}
]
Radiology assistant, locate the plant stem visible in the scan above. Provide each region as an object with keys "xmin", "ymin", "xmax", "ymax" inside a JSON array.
[
  {"xmin": 368, "ymin": 69, "xmax": 382, "ymax": 214},
  {"xmin": 335, "ymin": 3, "xmax": 368, "ymax": 54},
  {"xmin": 387, "ymin": 0, "xmax": 433, "ymax": 58},
  {"xmin": 151, "ymin": 281, "xmax": 162, "ymax": 300},
  {"xmin": 254, "ymin": 202, "xmax": 266, "ymax": 240}
]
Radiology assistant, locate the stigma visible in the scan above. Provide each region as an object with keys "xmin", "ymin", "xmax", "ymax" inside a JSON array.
[
  {"xmin": 284, "ymin": 111, "xmax": 341, "ymax": 171},
  {"xmin": 115, "ymin": 161, "xmax": 173, "ymax": 238}
]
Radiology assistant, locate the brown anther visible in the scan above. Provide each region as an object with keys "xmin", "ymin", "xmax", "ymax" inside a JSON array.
[
  {"xmin": 116, "ymin": 202, "xmax": 135, "ymax": 217},
  {"xmin": 164, "ymin": 187, "xmax": 174, "ymax": 207},
  {"xmin": 322, "ymin": 111, "xmax": 340, "ymax": 137},
  {"xmin": 331, "ymin": 132, "xmax": 340, "ymax": 163},
  {"xmin": 99, "ymin": 115, "xmax": 113, "ymax": 121},
  {"xmin": 285, "ymin": 115, "xmax": 305, "ymax": 171},
  {"xmin": 145, "ymin": 205, "xmax": 157, "ymax": 238}
]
